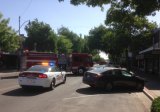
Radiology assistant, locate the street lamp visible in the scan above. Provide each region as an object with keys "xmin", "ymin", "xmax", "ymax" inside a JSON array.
[
  {"xmin": 18, "ymin": 16, "xmax": 30, "ymax": 70},
  {"xmin": 18, "ymin": 16, "xmax": 30, "ymax": 36}
]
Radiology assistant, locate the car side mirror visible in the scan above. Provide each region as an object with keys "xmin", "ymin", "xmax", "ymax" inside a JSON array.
[
  {"xmin": 129, "ymin": 71, "xmax": 135, "ymax": 77},
  {"xmin": 129, "ymin": 71, "xmax": 134, "ymax": 74}
]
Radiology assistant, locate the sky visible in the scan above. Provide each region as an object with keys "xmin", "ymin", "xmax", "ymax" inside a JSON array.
[
  {"xmin": 0, "ymin": 0, "xmax": 109, "ymax": 36},
  {"xmin": 0, "ymin": 0, "xmax": 160, "ymax": 59},
  {"xmin": 0, "ymin": 0, "xmax": 160, "ymax": 36}
]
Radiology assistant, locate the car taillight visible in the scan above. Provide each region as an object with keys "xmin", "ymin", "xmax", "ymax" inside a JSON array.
[{"xmin": 38, "ymin": 74, "xmax": 48, "ymax": 78}]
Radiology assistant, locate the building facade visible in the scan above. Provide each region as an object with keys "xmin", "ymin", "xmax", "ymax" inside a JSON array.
[{"xmin": 136, "ymin": 28, "xmax": 160, "ymax": 77}]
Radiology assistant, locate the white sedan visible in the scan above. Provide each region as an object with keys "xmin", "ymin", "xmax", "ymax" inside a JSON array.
[{"xmin": 18, "ymin": 65, "xmax": 66, "ymax": 90}]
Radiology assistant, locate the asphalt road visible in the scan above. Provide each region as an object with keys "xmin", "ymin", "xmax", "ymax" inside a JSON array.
[{"xmin": 0, "ymin": 75, "xmax": 151, "ymax": 112}]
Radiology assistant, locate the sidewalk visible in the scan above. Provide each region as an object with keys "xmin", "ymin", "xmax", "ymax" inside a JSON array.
[
  {"xmin": 135, "ymin": 70, "xmax": 160, "ymax": 101},
  {"xmin": 0, "ymin": 70, "xmax": 19, "ymax": 79}
]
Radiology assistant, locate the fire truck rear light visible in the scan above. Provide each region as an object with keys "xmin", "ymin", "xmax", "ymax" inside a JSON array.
[{"xmin": 38, "ymin": 74, "xmax": 48, "ymax": 78}]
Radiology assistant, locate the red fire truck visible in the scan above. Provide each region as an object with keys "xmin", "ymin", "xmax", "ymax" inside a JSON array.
[
  {"xmin": 21, "ymin": 51, "xmax": 58, "ymax": 70},
  {"xmin": 58, "ymin": 53, "xmax": 93, "ymax": 75},
  {"xmin": 22, "ymin": 51, "xmax": 93, "ymax": 75}
]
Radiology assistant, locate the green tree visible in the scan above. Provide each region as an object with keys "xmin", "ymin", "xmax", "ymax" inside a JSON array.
[
  {"xmin": 0, "ymin": 13, "xmax": 20, "ymax": 52},
  {"xmin": 81, "ymin": 35, "xmax": 90, "ymax": 53},
  {"xmin": 104, "ymin": 3, "xmax": 157, "ymax": 64},
  {"xmin": 57, "ymin": 35, "xmax": 73, "ymax": 54},
  {"xmin": 24, "ymin": 19, "xmax": 57, "ymax": 52},
  {"xmin": 87, "ymin": 25, "xmax": 107, "ymax": 52},
  {"xmin": 58, "ymin": 27, "xmax": 84, "ymax": 52},
  {"xmin": 59, "ymin": 0, "xmax": 160, "ymax": 16},
  {"xmin": 105, "ymin": 4, "xmax": 157, "ymax": 55},
  {"xmin": 92, "ymin": 54, "xmax": 105, "ymax": 63}
]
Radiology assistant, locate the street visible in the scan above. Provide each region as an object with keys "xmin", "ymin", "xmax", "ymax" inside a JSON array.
[{"xmin": 0, "ymin": 74, "xmax": 151, "ymax": 112}]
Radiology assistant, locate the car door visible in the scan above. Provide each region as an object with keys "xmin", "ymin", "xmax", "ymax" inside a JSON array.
[
  {"xmin": 55, "ymin": 67, "xmax": 63, "ymax": 84},
  {"xmin": 50, "ymin": 67, "xmax": 62, "ymax": 84},
  {"xmin": 101, "ymin": 70, "xmax": 113, "ymax": 84},
  {"xmin": 61, "ymin": 70, "xmax": 66, "ymax": 81},
  {"xmin": 111, "ymin": 70, "xmax": 126, "ymax": 87},
  {"xmin": 120, "ymin": 70, "xmax": 137, "ymax": 87}
]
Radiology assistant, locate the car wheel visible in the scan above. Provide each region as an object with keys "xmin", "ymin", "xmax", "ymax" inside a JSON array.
[
  {"xmin": 105, "ymin": 82, "xmax": 113, "ymax": 91},
  {"xmin": 136, "ymin": 83, "xmax": 144, "ymax": 91},
  {"xmin": 49, "ymin": 79, "xmax": 55, "ymax": 90},
  {"xmin": 62, "ymin": 76, "xmax": 66, "ymax": 84},
  {"xmin": 78, "ymin": 68, "xmax": 84, "ymax": 75}
]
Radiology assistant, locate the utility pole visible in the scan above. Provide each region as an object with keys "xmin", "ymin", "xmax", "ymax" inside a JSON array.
[
  {"xmin": 18, "ymin": 16, "xmax": 30, "ymax": 70},
  {"xmin": 19, "ymin": 16, "xmax": 21, "ymax": 35}
]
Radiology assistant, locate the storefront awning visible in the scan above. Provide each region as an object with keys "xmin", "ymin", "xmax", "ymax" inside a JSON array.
[
  {"xmin": 139, "ymin": 46, "xmax": 153, "ymax": 54},
  {"xmin": 139, "ymin": 43, "xmax": 160, "ymax": 54}
]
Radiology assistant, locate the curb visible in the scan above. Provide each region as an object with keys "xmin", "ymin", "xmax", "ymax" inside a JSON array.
[
  {"xmin": 143, "ymin": 87, "xmax": 155, "ymax": 101},
  {"xmin": 0, "ymin": 71, "xmax": 20, "ymax": 79},
  {"xmin": 0, "ymin": 75, "xmax": 18, "ymax": 79}
]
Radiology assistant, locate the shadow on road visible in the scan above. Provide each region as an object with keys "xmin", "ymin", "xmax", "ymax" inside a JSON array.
[
  {"xmin": 2, "ymin": 88, "xmax": 49, "ymax": 97},
  {"xmin": 76, "ymin": 87, "xmax": 141, "ymax": 95}
]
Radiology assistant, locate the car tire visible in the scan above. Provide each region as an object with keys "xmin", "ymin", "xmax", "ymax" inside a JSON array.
[
  {"xmin": 62, "ymin": 76, "xmax": 66, "ymax": 84},
  {"xmin": 49, "ymin": 79, "xmax": 55, "ymax": 90},
  {"xmin": 136, "ymin": 83, "xmax": 144, "ymax": 91},
  {"xmin": 105, "ymin": 82, "xmax": 113, "ymax": 91},
  {"xmin": 78, "ymin": 68, "xmax": 85, "ymax": 75}
]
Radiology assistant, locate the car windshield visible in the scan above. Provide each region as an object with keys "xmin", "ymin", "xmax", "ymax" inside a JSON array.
[
  {"xmin": 121, "ymin": 70, "xmax": 132, "ymax": 77},
  {"xmin": 90, "ymin": 67, "xmax": 118, "ymax": 74},
  {"xmin": 27, "ymin": 65, "xmax": 49, "ymax": 72}
]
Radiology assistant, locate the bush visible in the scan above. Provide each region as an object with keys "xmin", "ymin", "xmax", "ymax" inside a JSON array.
[{"xmin": 151, "ymin": 97, "xmax": 160, "ymax": 112}]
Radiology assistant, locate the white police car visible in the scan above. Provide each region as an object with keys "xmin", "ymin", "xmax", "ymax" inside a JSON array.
[{"xmin": 18, "ymin": 63, "xmax": 66, "ymax": 90}]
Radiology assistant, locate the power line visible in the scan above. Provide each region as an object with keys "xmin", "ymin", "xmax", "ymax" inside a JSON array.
[{"xmin": 20, "ymin": 0, "xmax": 33, "ymax": 17}]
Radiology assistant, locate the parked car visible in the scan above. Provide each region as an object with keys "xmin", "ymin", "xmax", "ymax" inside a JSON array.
[
  {"xmin": 83, "ymin": 67, "xmax": 145, "ymax": 91},
  {"xmin": 18, "ymin": 65, "xmax": 66, "ymax": 90}
]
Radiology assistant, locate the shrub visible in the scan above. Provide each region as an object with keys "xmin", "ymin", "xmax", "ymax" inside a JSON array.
[{"xmin": 151, "ymin": 97, "xmax": 160, "ymax": 112}]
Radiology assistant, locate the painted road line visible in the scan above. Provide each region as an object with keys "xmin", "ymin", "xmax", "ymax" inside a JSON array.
[{"xmin": 63, "ymin": 95, "xmax": 99, "ymax": 100}]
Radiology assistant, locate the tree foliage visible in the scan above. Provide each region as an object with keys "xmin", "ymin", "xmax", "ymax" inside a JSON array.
[
  {"xmin": 58, "ymin": 27, "xmax": 84, "ymax": 52},
  {"xmin": 59, "ymin": 0, "xmax": 160, "ymax": 16},
  {"xmin": 24, "ymin": 22, "xmax": 88, "ymax": 54},
  {"xmin": 0, "ymin": 13, "xmax": 20, "ymax": 52},
  {"xmin": 24, "ymin": 19, "xmax": 57, "ymax": 52},
  {"xmin": 92, "ymin": 54, "xmax": 105, "ymax": 63},
  {"xmin": 82, "ymin": 1, "xmax": 157, "ymax": 63},
  {"xmin": 59, "ymin": 0, "xmax": 110, "ymax": 7},
  {"xmin": 87, "ymin": 25, "xmax": 107, "ymax": 51},
  {"xmin": 57, "ymin": 35, "xmax": 73, "ymax": 54},
  {"xmin": 105, "ymin": 3, "xmax": 157, "ymax": 55},
  {"xmin": 131, "ymin": 0, "xmax": 160, "ymax": 16}
]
